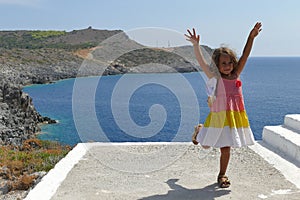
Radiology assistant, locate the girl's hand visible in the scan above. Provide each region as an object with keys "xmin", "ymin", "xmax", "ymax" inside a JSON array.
[
  {"xmin": 250, "ymin": 22, "xmax": 262, "ymax": 38},
  {"xmin": 185, "ymin": 28, "xmax": 200, "ymax": 46}
]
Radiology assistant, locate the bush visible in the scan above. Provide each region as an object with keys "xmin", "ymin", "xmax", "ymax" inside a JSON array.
[{"xmin": 29, "ymin": 31, "xmax": 66, "ymax": 40}]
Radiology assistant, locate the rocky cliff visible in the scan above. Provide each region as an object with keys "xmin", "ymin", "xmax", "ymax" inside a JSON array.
[{"xmin": 0, "ymin": 48, "xmax": 83, "ymax": 146}]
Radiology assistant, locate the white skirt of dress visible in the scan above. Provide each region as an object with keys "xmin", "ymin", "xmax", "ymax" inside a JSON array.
[{"xmin": 197, "ymin": 126, "xmax": 255, "ymax": 148}]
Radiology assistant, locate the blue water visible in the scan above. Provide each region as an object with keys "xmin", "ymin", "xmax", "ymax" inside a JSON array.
[{"xmin": 23, "ymin": 57, "xmax": 300, "ymax": 146}]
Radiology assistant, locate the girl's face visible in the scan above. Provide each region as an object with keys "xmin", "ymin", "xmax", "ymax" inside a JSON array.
[{"xmin": 218, "ymin": 54, "xmax": 234, "ymax": 75}]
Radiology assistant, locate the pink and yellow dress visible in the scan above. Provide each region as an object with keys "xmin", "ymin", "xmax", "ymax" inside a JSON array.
[{"xmin": 197, "ymin": 77, "xmax": 255, "ymax": 148}]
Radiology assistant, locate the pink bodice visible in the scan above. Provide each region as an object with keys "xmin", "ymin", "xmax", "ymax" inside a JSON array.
[{"xmin": 210, "ymin": 78, "xmax": 245, "ymax": 112}]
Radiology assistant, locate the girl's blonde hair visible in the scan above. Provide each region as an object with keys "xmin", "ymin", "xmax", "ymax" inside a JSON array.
[{"xmin": 210, "ymin": 47, "xmax": 238, "ymax": 75}]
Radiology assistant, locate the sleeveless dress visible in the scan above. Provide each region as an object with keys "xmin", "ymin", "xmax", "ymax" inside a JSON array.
[{"xmin": 197, "ymin": 77, "xmax": 255, "ymax": 148}]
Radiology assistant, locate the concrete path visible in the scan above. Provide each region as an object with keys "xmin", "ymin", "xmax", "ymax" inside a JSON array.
[{"xmin": 25, "ymin": 142, "xmax": 300, "ymax": 200}]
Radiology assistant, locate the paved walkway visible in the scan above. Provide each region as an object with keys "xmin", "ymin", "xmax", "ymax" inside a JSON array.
[{"xmin": 25, "ymin": 142, "xmax": 300, "ymax": 200}]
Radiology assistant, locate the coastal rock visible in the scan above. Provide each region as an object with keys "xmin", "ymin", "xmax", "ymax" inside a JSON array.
[
  {"xmin": 0, "ymin": 82, "xmax": 40, "ymax": 146},
  {"xmin": 0, "ymin": 43, "xmax": 85, "ymax": 146}
]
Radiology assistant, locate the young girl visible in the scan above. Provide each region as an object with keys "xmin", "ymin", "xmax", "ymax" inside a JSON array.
[{"xmin": 185, "ymin": 22, "xmax": 262, "ymax": 188}]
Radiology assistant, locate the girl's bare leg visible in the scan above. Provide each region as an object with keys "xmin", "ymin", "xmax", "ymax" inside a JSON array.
[
  {"xmin": 192, "ymin": 124, "xmax": 210, "ymax": 149},
  {"xmin": 219, "ymin": 146, "xmax": 230, "ymax": 176},
  {"xmin": 192, "ymin": 124, "xmax": 202, "ymax": 145},
  {"xmin": 217, "ymin": 146, "xmax": 231, "ymax": 187}
]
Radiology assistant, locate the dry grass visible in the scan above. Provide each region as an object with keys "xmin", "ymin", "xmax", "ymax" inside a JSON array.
[{"xmin": 0, "ymin": 138, "xmax": 72, "ymax": 192}]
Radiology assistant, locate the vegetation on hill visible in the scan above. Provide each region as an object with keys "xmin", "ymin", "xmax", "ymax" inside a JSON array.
[
  {"xmin": 0, "ymin": 27, "xmax": 122, "ymax": 50},
  {"xmin": 29, "ymin": 30, "xmax": 66, "ymax": 39}
]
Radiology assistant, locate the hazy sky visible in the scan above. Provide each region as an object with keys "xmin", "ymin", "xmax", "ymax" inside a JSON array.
[{"xmin": 0, "ymin": 0, "xmax": 299, "ymax": 56}]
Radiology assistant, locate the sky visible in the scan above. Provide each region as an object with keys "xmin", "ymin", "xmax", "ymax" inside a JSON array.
[{"xmin": 0, "ymin": 0, "xmax": 300, "ymax": 56}]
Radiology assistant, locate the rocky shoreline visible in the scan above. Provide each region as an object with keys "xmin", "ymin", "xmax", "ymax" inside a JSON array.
[{"xmin": 0, "ymin": 48, "xmax": 83, "ymax": 146}]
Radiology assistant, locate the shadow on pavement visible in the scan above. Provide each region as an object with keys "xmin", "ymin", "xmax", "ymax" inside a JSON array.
[{"xmin": 139, "ymin": 178, "xmax": 231, "ymax": 200}]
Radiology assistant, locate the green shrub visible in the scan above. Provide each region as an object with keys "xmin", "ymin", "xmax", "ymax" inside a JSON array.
[{"xmin": 29, "ymin": 31, "xmax": 66, "ymax": 39}]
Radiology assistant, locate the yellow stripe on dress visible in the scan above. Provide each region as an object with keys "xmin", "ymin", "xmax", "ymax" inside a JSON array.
[{"xmin": 204, "ymin": 111, "xmax": 250, "ymax": 128}]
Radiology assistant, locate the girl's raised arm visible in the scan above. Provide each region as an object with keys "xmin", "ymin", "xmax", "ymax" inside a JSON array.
[
  {"xmin": 185, "ymin": 28, "xmax": 214, "ymax": 79},
  {"xmin": 236, "ymin": 22, "xmax": 262, "ymax": 75}
]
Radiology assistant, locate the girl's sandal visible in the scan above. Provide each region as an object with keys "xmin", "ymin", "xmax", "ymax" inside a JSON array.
[
  {"xmin": 192, "ymin": 124, "xmax": 202, "ymax": 145},
  {"xmin": 217, "ymin": 175, "xmax": 231, "ymax": 188}
]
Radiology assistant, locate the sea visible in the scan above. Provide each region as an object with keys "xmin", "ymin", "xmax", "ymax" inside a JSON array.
[{"xmin": 23, "ymin": 57, "xmax": 300, "ymax": 146}]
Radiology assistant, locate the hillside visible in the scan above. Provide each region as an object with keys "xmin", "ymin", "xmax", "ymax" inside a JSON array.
[{"xmin": 0, "ymin": 27, "xmax": 212, "ymax": 80}]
